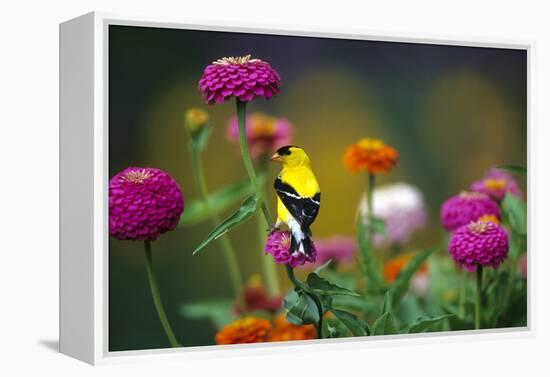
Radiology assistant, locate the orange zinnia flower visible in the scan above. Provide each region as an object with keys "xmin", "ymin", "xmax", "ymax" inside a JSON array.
[
  {"xmin": 343, "ymin": 138, "xmax": 398, "ymax": 174},
  {"xmin": 383, "ymin": 252, "xmax": 428, "ymax": 283},
  {"xmin": 215, "ymin": 317, "xmax": 272, "ymax": 345},
  {"xmin": 268, "ymin": 314, "xmax": 316, "ymax": 342},
  {"xmin": 477, "ymin": 214, "xmax": 500, "ymax": 225}
]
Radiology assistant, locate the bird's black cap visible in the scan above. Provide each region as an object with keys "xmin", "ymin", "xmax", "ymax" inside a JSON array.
[{"xmin": 276, "ymin": 145, "xmax": 298, "ymax": 155}]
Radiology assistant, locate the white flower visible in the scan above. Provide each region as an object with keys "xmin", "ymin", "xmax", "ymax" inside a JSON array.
[{"xmin": 359, "ymin": 182, "xmax": 428, "ymax": 247}]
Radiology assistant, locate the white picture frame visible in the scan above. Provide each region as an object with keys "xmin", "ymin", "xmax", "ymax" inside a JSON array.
[{"xmin": 59, "ymin": 11, "xmax": 534, "ymax": 365}]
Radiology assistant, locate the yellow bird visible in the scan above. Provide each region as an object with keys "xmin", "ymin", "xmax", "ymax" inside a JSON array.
[{"xmin": 270, "ymin": 145, "xmax": 321, "ymax": 257}]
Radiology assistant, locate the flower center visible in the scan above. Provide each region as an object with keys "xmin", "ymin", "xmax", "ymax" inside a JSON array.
[
  {"xmin": 358, "ymin": 138, "xmax": 384, "ymax": 151},
  {"xmin": 122, "ymin": 169, "xmax": 152, "ymax": 184},
  {"xmin": 250, "ymin": 114, "xmax": 276, "ymax": 138},
  {"xmin": 468, "ymin": 221, "xmax": 491, "ymax": 234},
  {"xmin": 212, "ymin": 54, "xmax": 260, "ymax": 65},
  {"xmin": 478, "ymin": 214, "xmax": 499, "ymax": 225},
  {"xmin": 280, "ymin": 233, "xmax": 291, "ymax": 249},
  {"xmin": 484, "ymin": 178, "xmax": 507, "ymax": 191}
]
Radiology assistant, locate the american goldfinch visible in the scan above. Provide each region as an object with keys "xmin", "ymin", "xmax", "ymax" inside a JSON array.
[{"xmin": 270, "ymin": 145, "xmax": 321, "ymax": 257}]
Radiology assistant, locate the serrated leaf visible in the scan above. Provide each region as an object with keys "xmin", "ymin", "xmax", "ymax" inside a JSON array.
[
  {"xmin": 192, "ymin": 195, "xmax": 258, "ymax": 255},
  {"xmin": 372, "ymin": 312, "xmax": 397, "ymax": 335},
  {"xmin": 405, "ymin": 314, "xmax": 454, "ymax": 333},
  {"xmin": 179, "ymin": 299, "xmax": 236, "ymax": 328},
  {"xmin": 331, "ymin": 309, "xmax": 370, "ymax": 336},
  {"xmin": 501, "ymin": 193, "xmax": 527, "ymax": 236},
  {"xmin": 390, "ymin": 248, "xmax": 435, "ymax": 307},
  {"xmin": 306, "ymin": 272, "xmax": 360, "ymax": 297},
  {"xmin": 284, "ymin": 290, "xmax": 320, "ymax": 326},
  {"xmin": 179, "ymin": 180, "xmax": 256, "ymax": 226},
  {"xmin": 494, "ymin": 165, "xmax": 526, "ymax": 176}
]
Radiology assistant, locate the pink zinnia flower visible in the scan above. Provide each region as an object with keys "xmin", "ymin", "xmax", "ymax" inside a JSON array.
[
  {"xmin": 226, "ymin": 112, "xmax": 293, "ymax": 160},
  {"xmin": 265, "ymin": 231, "xmax": 316, "ymax": 268},
  {"xmin": 198, "ymin": 55, "xmax": 281, "ymax": 105},
  {"xmin": 313, "ymin": 236, "xmax": 356, "ymax": 265},
  {"xmin": 440, "ymin": 191, "xmax": 500, "ymax": 232},
  {"xmin": 449, "ymin": 221, "xmax": 509, "ymax": 271},
  {"xmin": 109, "ymin": 167, "xmax": 184, "ymax": 241},
  {"xmin": 471, "ymin": 168, "xmax": 522, "ymax": 201}
]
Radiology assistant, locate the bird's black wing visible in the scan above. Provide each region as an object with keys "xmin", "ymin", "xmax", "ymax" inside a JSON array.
[{"xmin": 274, "ymin": 176, "xmax": 321, "ymax": 231}]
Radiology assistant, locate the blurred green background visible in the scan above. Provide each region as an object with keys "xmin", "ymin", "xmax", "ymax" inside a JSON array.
[{"xmin": 108, "ymin": 25, "xmax": 526, "ymax": 351}]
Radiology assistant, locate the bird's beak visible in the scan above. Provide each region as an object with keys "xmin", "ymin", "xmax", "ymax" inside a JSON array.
[{"xmin": 270, "ymin": 152, "xmax": 283, "ymax": 162}]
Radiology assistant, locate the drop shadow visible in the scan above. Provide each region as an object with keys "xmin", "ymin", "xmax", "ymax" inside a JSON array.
[{"xmin": 38, "ymin": 339, "xmax": 59, "ymax": 353}]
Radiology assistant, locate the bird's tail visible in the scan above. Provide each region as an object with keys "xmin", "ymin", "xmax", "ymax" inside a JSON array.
[{"xmin": 288, "ymin": 219, "xmax": 314, "ymax": 257}]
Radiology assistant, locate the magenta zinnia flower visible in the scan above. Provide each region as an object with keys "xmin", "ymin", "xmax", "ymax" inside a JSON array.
[
  {"xmin": 265, "ymin": 231, "xmax": 316, "ymax": 268},
  {"xmin": 470, "ymin": 168, "xmax": 522, "ymax": 201},
  {"xmin": 109, "ymin": 167, "xmax": 184, "ymax": 241},
  {"xmin": 313, "ymin": 236, "xmax": 356, "ymax": 265},
  {"xmin": 226, "ymin": 112, "xmax": 293, "ymax": 160},
  {"xmin": 198, "ymin": 55, "xmax": 281, "ymax": 105},
  {"xmin": 440, "ymin": 191, "xmax": 500, "ymax": 232},
  {"xmin": 449, "ymin": 221, "xmax": 509, "ymax": 271}
]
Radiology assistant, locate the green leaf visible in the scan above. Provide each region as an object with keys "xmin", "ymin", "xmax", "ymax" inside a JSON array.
[
  {"xmin": 332, "ymin": 295, "xmax": 374, "ymax": 313},
  {"xmin": 283, "ymin": 289, "xmax": 320, "ymax": 326},
  {"xmin": 372, "ymin": 312, "xmax": 397, "ymax": 335},
  {"xmin": 331, "ymin": 309, "xmax": 370, "ymax": 336},
  {"xmin": 306, "ymin": 272, "xmax": 360, "ymax": 297},
  {"xmin": 179, "ymin": 180, "xmax": 256, "ymax": 226},
  {"xmin": 179, "ymin": 299, "xmax": 236, "ymax": 328},
  {"xmin": 314, "ymin": 259, "xmax": 333, "ymax": 275},
  {"xmin": 192, "ymin": 195, "xmax": 258, "ymax": 255},
  {"xmin": 381, "ymin": 291, "xmax": 393, "ymax": 314},
  {"xmin": 405, "ymin": 314, "xmax": 454, "ymax": 333},
  {"xmin": 494, "ymin": 165, "xmax": 527, "ymax": 176},
  {"xmin": 396, "ymin": 295, "xmax": 424, "ymax": 324},
  {"xmin": 371, "ymin": 291, "xmax": 397, "ymax": 335},
  {"xmin": 501, "ymin": 193, "xmax": 527, "ymax": 236},
  {"xmin": 389, "ymin": 248, "xmax": 435, "ymax": 307},
  {"xmin": 357, "ymin": 221, "xmax": 385, "ymax": 293}
]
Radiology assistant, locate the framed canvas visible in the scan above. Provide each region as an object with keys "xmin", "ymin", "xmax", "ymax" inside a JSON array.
[{"xmin": 59, "ymin": 12, "xmax": 532, "ymax": 365}]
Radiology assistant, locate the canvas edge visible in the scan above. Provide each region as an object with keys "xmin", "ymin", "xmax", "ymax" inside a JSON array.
[
  {"xmin": 59, "ymin": 11, "xmax": 97, "ymax": 365},
  {"xmin": 58, "ymin": 10, "xmax": 535, "ymax": 366}
]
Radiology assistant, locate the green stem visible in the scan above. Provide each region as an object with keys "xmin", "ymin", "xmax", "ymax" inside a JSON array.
[
  {"xmin": 458, "ymin": 268, "xmax": 467, "ymax": 319},
  {"xmin": 256, "ymin": 154, "xmax": 281, "ymax": 296},
  {"xmin": 236, "ymin": 100, "xmax": 272, "ymax": 223},
  {"xmin": 475, "ymin": 264, "xmax": 483, "ymax": 330},
  {"xmin": 361, "ymin": 172, "xmax": 382, "ymax": 294},
  {"xmin": 501, "ymin": 232, "xmax": 521, "ymax": 319},
  {"xmin": 285, "ymin": 264, "xmax": 324, "ymax": 339},
  {"xmin": 190, "ymin": 144, "xmax": 243, "ymax": 300},
  {"xmin": 144, "ymin": 241, "xmax": 180, "ymax": 347},
  {"xmin": 366, "ymin": 173, "xmax": 376, "ymax": 241}
]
